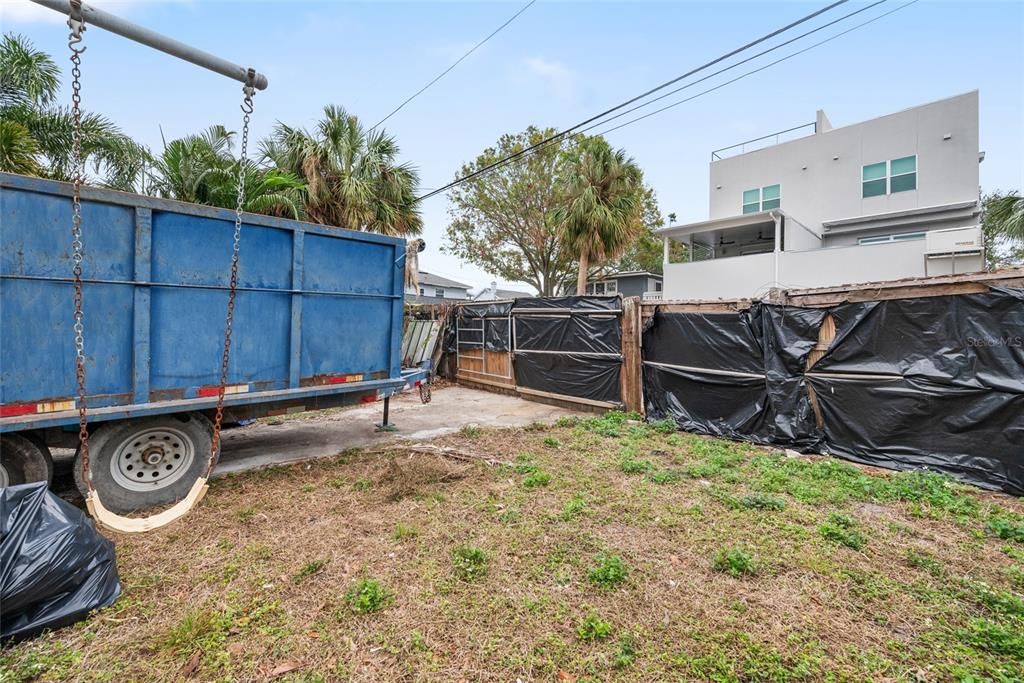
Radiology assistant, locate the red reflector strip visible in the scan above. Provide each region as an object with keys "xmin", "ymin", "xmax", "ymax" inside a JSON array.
[
  {"xmin": 0, "ymin": 404, "xmax": 37, "ymax": 418},
  {"xmin": 197, "ymin": 384, "xmax": 250, "ymax": 398},
  {"xmin": 325, "ymin": 373, "xmax": 364, "ymax": 385}
]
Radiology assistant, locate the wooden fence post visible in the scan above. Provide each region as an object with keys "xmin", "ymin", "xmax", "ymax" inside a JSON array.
[{"xmin": 620, "ymin": 296, "xmax": 643, "ymax": 415}]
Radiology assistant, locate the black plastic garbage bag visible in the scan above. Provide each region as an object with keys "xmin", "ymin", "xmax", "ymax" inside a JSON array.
[{"xmin": 1, "ymin": 482, "xmax": 121, "ymax": 642}]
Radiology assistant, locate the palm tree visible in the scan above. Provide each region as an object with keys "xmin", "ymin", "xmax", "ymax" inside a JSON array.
[
  {"xmin": 150, "ymin": 124, "xmax": 305, "ymax": 219},
  {"xmin": 261, "ymin": 105, "xmax": 422, "ymax": 235},
  {"xmin": 554, "ymin": 136, "xmax": 645, "ymax": 295},
  {"xmin": 988, "ymin": 194, "xmax": 1024, "ymax": 242},
  {"xmin": 0, "ymin": 33, "xmax": 149, "ymax": 187}
]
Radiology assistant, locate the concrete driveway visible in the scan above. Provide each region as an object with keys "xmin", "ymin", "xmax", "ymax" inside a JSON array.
[{"xmin": 214, "ymin": 385, "xmax": 586, "ymax": 476}]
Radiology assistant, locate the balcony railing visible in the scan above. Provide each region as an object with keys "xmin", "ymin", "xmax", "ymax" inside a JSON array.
[{"xmin": 711, "ymin": 122, "xmax": 816, "ymax": 161}]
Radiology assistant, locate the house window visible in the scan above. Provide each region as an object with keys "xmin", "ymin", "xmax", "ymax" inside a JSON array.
[
  {"xmin": 418, "ymin": 287, "xmax": 425, "ymax": 296},
  {"xmin": 742, "ymin": 184, "xmax": 780, "ymax": 214},
  {"xmin": 605, "ymin": 280, "xmax": 618, "ymax": 295},
  {"xmin": 434, "ymin": 287, "xmax": 445, "ymax": 298},
  {"xmin": 858, "ymin": 231, "xmax": 926, "ymax": 245},
  {"xmin": 654, "ymin": 281, "xmax": 663, "ymax": 292},
  {"xmin": 862, "ymin": 155, "xmax": 917, "ymax": 198}
]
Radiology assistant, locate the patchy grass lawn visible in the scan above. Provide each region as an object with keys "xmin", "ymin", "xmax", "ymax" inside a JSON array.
[{"xmin": 4, "ymin": 412, "xmax": 1024, "ymax": 682}]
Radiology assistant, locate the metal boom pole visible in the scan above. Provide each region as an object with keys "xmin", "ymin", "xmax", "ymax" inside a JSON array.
[{"xmin": 28, "ymin": 0, "xmax": 269, "ymax": 90}]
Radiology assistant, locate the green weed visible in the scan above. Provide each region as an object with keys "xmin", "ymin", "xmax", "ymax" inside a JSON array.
[
  {"xmin": 460, "ymin": 424, "xmax": 482, "ymax": 438},
  {"xmin": 649, "ymin": 469, "xmax": 683, "ymax": 485},
  {"xmin": 819, "ymin": 512, "xmax": 866, "ymax": 550},
  {"xmin": 453, "ymin": 546, "xmax": 488, "ymax": 581},
  {"xmin": 523, "ymin": 470, "xmax": 551, "ymax": 488},
  {"xmin": 344, "ymin": 578, "xmax": 392, "ymax": 614},
  {"xmin": 987, "ymin": 515, "xmax": 1024, "ymax": 543},
  {"xmin": 161, "ymin": 607, "xmax": 232, "ymax": 654},
  {"xmin": 237, "ymin": 507, "xmax": 256, "ymax": 523},
  {"xmin": 576, "ymin": 612, "xmax": 613, "ymax": 641},
  {"xmin": 392, "ymin": 523, "xmax": 419, "ymax": 541},
  {"xmin": 562, "ymin": 494, "xmax": 587, "ymax": 521},
  {"xmin": 542, "ymin": 436, "xmax": 561, "ymax": 448},
  {"xmin": 352, "ymin": 478, "xmax": 373, "ymax": 491},
  {"xmin": 620, "ymin": 454, "xmax": 655, "ymax": 475},
  {"xmin": 738, "ymin": 493, "xmax": 786, "ymax": 511},
  {"xmin": 614, "ymin": 634, "xmax": 638, "ymax": 668},
  {"xmin": 958, "ymin": 618, "xmax": 1024, "ymax": 658},
  {"xmin": 905, "ymin": 549, "xmax": 944, "ymax": 577},
  {"xmin": 587, "ymin": 554, "xmax": 629, "ymax": 588},
  {"xmin": 293, "ymin": 559, "xmax": 326, "ymax": 583},
  {"xmin": 712, "ymin": 548, "xmax": 758, "ymax": 577},
  {"xmin": 649, "ymin": 417, "xmax": 678, "ymax": 434}
]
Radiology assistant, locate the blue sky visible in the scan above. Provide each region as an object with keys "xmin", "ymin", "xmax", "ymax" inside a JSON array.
[{"xmin": 3, "ymin": 0, "xmax": 1022, "ymax": 291}]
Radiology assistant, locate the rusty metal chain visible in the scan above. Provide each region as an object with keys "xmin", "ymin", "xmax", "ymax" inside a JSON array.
[
  {"xmin": 67, "ymin": 0, "xmax": 93, "ymax": 489},
  {"xmin": 208, "ymin": 73, "xmax": 256, "ymax": 474}
]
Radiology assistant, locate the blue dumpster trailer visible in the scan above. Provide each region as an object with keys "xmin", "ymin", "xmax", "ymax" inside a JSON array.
[{"xmin": 0, "ymin": 172, "xmax": 426, "ymax": 512}]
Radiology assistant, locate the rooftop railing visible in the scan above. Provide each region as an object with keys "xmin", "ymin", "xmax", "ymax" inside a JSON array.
[{"xmin": 711, "ymin": 122, "xmax": 816, "ymax": 161}]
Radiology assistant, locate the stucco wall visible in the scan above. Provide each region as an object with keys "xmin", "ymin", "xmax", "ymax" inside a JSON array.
[
  {"xmin": 708, "ymin": 92, "xmax": 980, "ymax": 250},
  {"xmin": 662, "ymin": 242, "xmax": 983, "ymax": 300},
  {"xmin": 663, "ymin": 253, "xmax": 776, "ymax": 300}
]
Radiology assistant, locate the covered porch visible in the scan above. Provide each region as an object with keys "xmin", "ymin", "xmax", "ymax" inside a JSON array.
[{"xmin": 660, "ymin": 210, "xmax": 786, "ymax": 263}]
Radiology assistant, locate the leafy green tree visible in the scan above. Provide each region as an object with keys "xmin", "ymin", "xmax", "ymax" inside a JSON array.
[
  {"xmin": 443, "ymin": 127, "xmax": 581, "ymax": 295},
  {"xmin": 981, "ymin": 191, "xmax": 1024, "ymax": 270},
  {"xmin": 0, "ymin": 33, "xmax": 148, "ymax": 189},
  {"xmin": 554, "ymin": 136, "xmax": 645, "ymax": 294},
  {"xmin": 261, "ymin": 105, "xmax": 421, "ymax": 235},
  {"xmin": 610, "ymin": 188, "xmax": 688, "ymax": 274},
  {"xmin": 151, "ymin": 125, "xmax": 304, "ymax": 219}
]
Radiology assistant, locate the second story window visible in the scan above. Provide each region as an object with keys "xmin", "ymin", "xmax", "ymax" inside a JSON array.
[
  {"xmin": 863, "ymin": 155, "xmax": 917, "ymax": 198},
  {"xmin": 434, "ymin": 287, "xmax": 445, "ymax": 298},
  {"xmin": 742, "ymin": 184, "xmax": 780, "ymax": 214}
]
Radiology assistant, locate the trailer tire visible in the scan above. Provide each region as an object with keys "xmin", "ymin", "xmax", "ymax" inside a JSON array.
[
  {"xmin": 0, "ymin": 433, "xmax": 54, "ymax": 487},
  {"xmin": 74, "ymin": 413, "xmax": 214, "ymax": 514}
]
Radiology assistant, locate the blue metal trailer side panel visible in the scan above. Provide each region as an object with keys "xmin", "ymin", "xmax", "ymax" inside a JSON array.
[{"xmin": 0, "ymin": 172, "xmax": 409, "ymax": 432}]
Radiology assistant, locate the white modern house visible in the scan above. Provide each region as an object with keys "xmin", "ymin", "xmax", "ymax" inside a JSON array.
[{"xmin": 659, "ymin": 92, "xmax": 985, "ymax": 300}]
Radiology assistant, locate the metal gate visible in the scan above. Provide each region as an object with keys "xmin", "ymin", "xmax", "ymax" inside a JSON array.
[
  {"xmin": 454, "ymin": 304, "xmax": 514, "ymax": 388},
  {"xmin": 453, "ymin": 297, "xmax": 640, "ymax": 411}
]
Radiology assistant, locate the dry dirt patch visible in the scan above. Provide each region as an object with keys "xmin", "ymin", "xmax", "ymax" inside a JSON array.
[{"xmin": 3, "ymin": 413, "xmax": 1023, "ymax": 682}]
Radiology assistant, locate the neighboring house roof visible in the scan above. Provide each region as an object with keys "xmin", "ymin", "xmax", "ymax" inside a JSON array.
[
  {"xmin": 474, "ymin": 288, "xmax": 534, "ymax": 300},
  {"xmin": 404, "ymin": 293, "xmax": 453, "ymax": 306},
  {"xmin": 587, "ymin": 270, "xmax": 663, "ymax": 283},
  {"xmin": 417, "ymin": 271, "xmax": 472, "ymax": 289}
]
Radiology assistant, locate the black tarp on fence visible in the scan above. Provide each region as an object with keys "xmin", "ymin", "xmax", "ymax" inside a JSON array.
[
  {"xmin": 644, "ymin": 288, "xmax": 1024, "ymax": 495},
  {"xmin": 512, "ymin": 296, "xmax": 622, "ymax": 404},
  {"xmin": 807, "ymin": 287, "xmax": 1024, "ymax": 495},
  {"xmin": 643, "ymin": 305, "xmax": 826, "ymax": 449}
]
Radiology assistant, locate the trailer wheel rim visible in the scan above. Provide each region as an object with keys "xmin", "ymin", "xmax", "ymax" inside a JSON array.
[{"xmin": 109, "ymin": 426, "xmax": 196, "ymax": 492}]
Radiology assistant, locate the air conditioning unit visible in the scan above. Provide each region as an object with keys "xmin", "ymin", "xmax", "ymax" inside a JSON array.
[{"xmin": 925, "ymin": 226, "xmax": 983, "ymax": 256}]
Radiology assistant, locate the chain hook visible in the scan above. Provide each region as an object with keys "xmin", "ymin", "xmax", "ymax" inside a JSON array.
[{"xmin": 68, "ymin": 0, "xmax": 86, "ymax": 49}]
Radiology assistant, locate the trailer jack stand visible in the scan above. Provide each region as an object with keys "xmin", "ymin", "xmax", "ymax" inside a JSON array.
[{"xmin": 375, "ymin": 396, "xmax": 397, "ymax": 432}]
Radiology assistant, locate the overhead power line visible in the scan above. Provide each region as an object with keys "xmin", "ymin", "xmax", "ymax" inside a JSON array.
[
  {"xmin": 576, "ymin": 0, "xmax": 889, "ymax": 136},
  {"xmin": 414, "ymin": 0, "xmax": 850, "ymax": 202},
  {"xmin": 370, "ymin": 0, "xmax": 537, "ymax": 131},
  {"xmin": 592, "ymin": 0, "xmax": 919, "ymax": 137}
]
